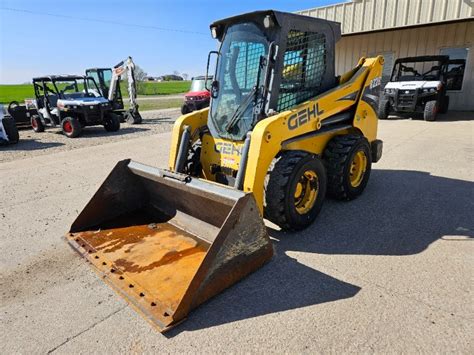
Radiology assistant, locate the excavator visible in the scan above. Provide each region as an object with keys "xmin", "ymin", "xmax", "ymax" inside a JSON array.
[
  {"xmin": 86, "ymin": 57, "xmax": 143, "ymax": 124},
  {"xmin": 66, "ymin": 10, "xmax": 384, "ymax": 332}
]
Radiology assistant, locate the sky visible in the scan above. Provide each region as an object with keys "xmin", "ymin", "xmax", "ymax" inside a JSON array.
[{"xmin": 0, "ymin": 0, "xmax": 340, "ymax": 84}]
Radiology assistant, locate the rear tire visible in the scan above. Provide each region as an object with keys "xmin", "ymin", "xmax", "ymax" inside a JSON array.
[
  {"xmin": 439, "ymin": 95, "xmax": 449, "ymax": 114},
  {"xmin": 424, "ymin": 100, "xmax": 437, "ymax": 121},
  {"xmin": 324, "ymin": 134, "xmax": 372, "ymax": 200},
  {"xmin": 2, "ymin": 116, "xmax": 19, "ymax": 144},
  {"xmin": 264, "ymin": 151, "xmax": 327, "ymax": 231},
  {"xmin": 61, "ymin": 117, "xmax": 82, "ymax": 138},
  {"xmin": 377, "ymin": 97, "xmax": 390, "ymax": 119},
  {"xmin": 104, "ymin": 113, "xmax": 121, "ymax": 132},
  {"xmin": 31, "ymin": 115, "xmax": 45, "ymax": 133}
]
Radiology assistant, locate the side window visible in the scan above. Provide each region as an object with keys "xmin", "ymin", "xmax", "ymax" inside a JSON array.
[
  {"xmin": 278, "ymin": 30, "xmax": 326, "ymax": 112},
  {"xmin": 440, "ymin": 47, "xmax": 468, "ymax": 91}
]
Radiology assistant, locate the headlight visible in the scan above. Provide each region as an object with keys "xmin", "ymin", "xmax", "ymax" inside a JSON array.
[{"xmin": 385, "ymin": 89, "xmax": 393, "ymax": 94}]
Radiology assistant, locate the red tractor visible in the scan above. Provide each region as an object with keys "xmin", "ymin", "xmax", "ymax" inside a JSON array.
[{"xmin": 181, "ymin": 76, "xmax": 213, "ymax": 114}]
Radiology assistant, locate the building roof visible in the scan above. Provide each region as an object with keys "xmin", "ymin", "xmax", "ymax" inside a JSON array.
[{"xmin": 297, "ymin": 0, "xmax": 473, "ymax": 35}]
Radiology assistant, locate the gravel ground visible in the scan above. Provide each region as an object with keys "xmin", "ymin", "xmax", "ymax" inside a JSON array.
[{"xmin": 0, "ymin": 108, "xmax": 181, "ymax": 163}]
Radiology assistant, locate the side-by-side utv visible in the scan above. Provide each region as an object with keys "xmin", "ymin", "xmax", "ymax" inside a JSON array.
[
  {"xmin": 31, "ymin": 75, "xmax": 120, "ymax": 137},
  {"xmin": 379, "ymin": 55, "xmax": 450, "ymax": 121}
]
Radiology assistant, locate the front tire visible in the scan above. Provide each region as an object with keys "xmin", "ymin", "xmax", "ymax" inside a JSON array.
[
  {"xmin": 61, "ymin": 117, "xmax": 82, "ymax": 138},
  {"xmin": 181, "ymin": 104, "xmax": 191, "ymax": 115},
  {"xmin": 264, "ymin": 151, "xmax": 327, "ymax": 231},
  {"xmin": 2, "ymin": 116, "xmax": 19, "ymax": 144},
  {"xmin": 104, "ymin": 113, "xmax": 121, "ymax": 132},
  {"xmin": 424, "ymin": 100, "xmax": 438, "ymax": 121},
  {"xmin": 324, "ymin": 134, "xmax": 372, "ymax": 200},
  {"xmin": 377, "ymin": 97, "xmax": 390, "ymax": 119},
  {"xmin": 31, "ymin": 115, "xmax": 45, "ymax": 132}
]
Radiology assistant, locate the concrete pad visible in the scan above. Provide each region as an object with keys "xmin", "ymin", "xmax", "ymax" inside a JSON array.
[{"xmin": 1, "ymin": 113, "xmax": 473, "ymax": 353}]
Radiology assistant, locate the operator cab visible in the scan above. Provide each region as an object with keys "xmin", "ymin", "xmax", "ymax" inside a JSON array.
[{"xmin": 206, "ymin": 10, "xmax": 340, "ymax": 141}]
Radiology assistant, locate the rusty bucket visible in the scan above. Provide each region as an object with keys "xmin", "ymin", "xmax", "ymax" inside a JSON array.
[{"xmin": 66, "ymin": 160, "xmax": 273, "ymax": 332}]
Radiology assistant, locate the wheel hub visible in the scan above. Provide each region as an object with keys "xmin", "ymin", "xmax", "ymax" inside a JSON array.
[
  {"xmin": 63, "ymin": 121, "xmax": 73, "ymax": 133},
  {"xmin": 294, "ymin": 170, "xmax": 319, "ymax": 215},
  {"xmin": 349, "ymin": 151, "xmax": 367, "ymax": 188}
]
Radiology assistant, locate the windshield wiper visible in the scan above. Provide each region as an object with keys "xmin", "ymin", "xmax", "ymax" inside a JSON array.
[{"xmin": 225, "ymin": 86, "xmax": 258, "ymax": 132}]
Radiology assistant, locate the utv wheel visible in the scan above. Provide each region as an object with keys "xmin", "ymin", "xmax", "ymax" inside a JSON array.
[
  {"xmin": 31, "ymin": 115, "xmax": 45, "ymax": 132},
  {"xmin": 377, "ymin": 98, "xmax": 390, "ymax": 119},
  {"xmin": 181, "ymin": 104, "xmax": 191, "ymax": 115},
  {"xmin": 439, "ymin": 96, "xmax": 449, "ymax": 114},
  {"xmin": 424, "ymin": 100, "xmax": 438, "ymax": 121},
  {"xmin": 264, "ymin": 151, "xmax": 327, "ymax": 231},
  {"xmin": 2, "ymin": 116, "xmax": 19, "ymax": 144},
  {"xmin": 324, "ymin": 134, "xmax": 372, "ymax": 200},
  {"xmin": 104, "ymin": 113, "xmax": 121, "ymax": 132},
  {"xmin": 61, "ymin": 117, "xmax": 82, "ymax": 138}
]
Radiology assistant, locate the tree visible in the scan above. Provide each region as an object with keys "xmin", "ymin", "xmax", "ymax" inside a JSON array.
[
  {"xmin": 133, "ymin": 65, "xmax": 148, "ymax": 82},
  {"xmin": 173, "ymin": 70, "xmax": 181, "ymax": 77},
  {"xmin": 182, "ymin": 73, "xmax": 189, "ymax": 80}
]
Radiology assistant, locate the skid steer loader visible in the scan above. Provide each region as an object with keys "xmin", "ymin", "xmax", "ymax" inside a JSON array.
[{"xmin": 67, "ymin": 10, "xmax": 384, "ymax": 332}]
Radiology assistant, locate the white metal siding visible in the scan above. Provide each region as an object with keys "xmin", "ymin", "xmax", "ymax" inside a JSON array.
[
  {"xmin": 298, "ymin": 0, "xmax": 473, "ymax": 35},
  {"xmin": 334, "ymin": 21, "xmax": 474, "ymax": 110}
]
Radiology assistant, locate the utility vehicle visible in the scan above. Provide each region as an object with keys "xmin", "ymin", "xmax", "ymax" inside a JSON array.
[
  {"xmin": 181, "ymin": 75, "xmax": 213, "ymax": 114},
  {"xmin": 379, "ymin": 55, "xmax": 450, "ymax": 121},
  {"xmin": 0, "ymin": 105, "xmax": 19, "ymax": 145},
  {"xmin": 30, "ymin": 75, "xmax": 120, "ymax": 138}
]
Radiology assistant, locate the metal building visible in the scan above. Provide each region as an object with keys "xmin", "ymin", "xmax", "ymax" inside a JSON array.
[{"xmin": 297, "ymin": 0, "xmax": 473, "ymax": 110}]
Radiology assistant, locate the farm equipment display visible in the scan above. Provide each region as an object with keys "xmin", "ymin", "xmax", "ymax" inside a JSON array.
[
  {"xmin": 181, "ymin": 75, "xmax": 213, "ymax": 114},
  {"xmin": 0, "ymin": 105, "xmax": 20, "ymax": 145},
  {"xmin": 86, "ymin": 56, "xmax": 142, "ymax": 124},
  {"xmin": 379, "ymin": 55, "xmax": 450, "ymax": 121},
  {"xmin": 67, "ymin": 10, "xmax": 384, "ymax": 332},
  {"xmin": 30, "ymin": 75, "xmax": 120, "ymax": 138}
]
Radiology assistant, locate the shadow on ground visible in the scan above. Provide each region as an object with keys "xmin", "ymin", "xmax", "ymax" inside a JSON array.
[
  {"xmin": 167, "ymin": 169, "xmax": 473, "ymax": 335},
  {"xmin": 1, "ymin": 139, "xmax": 64, "ymax": 151},
  {"xmin": 388, "ymin": 111, "xmax": 473, "ymax": 122},
  {"xmin": 68, "ymin": 126, "xmax": 150, "ymax": 138}
]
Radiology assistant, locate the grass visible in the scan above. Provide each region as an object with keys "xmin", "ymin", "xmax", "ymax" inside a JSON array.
[{"xmin": 0, "ymin": 81, "xmax": 190, "ymax": 104}]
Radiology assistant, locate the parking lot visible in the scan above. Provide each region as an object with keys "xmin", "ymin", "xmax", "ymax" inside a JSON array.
[{"xmin": 1, "ymin": 111, "xmax": 473, "ymax": 353}]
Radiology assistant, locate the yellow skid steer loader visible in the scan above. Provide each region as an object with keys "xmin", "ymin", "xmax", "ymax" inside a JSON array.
[{"xmin": 67, "ymin": 10, "xmax": 384, "ymax": 332}]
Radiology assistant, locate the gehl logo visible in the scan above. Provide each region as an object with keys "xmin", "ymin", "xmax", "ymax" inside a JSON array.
[
  {"xmin": 288, "ymin": 103, "xmax": 324, "ymax": 130},
  {"xmin": 215, "ymin": 142, "xmax": 242, "ymax": 156}
]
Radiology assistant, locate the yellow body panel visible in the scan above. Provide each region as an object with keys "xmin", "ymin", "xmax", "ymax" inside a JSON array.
[{"xmin": 168, "ymin": 56, "xmax": 384, "ymax": 213}]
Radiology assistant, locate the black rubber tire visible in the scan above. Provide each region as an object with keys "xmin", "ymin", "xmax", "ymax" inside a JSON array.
[
  {"xmin": 377, "ymin": 97, "xmax": 390, "ymax": 119},
  {"xmin": 181, "ymin": 104, "xmax": 191, "ymax": 115},
  {"xmin": 31, "ymin": 114, "xmax": 45, "ymax": 133},
  {"xmin": 424, "ymin": 100, "xmax": 438, "ymax": 121},
  {"xmin": 264, "ymin": 151, "xmax": 327, "ymax": 231},
  {"xmin": 439, "ymin": 95, "xmax": 449, "ymax": 114},
  {"xmin": 104, "ymin": 113, "xmax": 121, "ymax": 132},
  {"xmin": 7, "ymin": 101, "xmax": 20, "ymax": 115},
  {"xmin": 61, "ymin": 117, "xmax": 82, "ymax": 138},
  {"xmin": 324, "ymin": 134, "xmax": 372, "ymax": 201},
  {"xmin": 2, "ymin": 116, "xmax": 19, "ymax": 144},
  {"xmin": 184, "ymin": 143, "xmax": 202, "ymax": 177}
]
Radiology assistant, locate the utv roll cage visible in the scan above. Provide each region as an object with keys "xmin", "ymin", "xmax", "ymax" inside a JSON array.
[
  {"xmin": 390, "ymin": 55, "xmax": 449, "ymax": 82},
  {"xmin": 32, "ymin": 75, "xmax": 101, "ymax": 109}
]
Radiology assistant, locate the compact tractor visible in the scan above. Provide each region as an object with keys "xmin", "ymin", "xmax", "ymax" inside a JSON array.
[{"xmin": 67, "ymin": 10, "xmax": 384, "ymax": 332}]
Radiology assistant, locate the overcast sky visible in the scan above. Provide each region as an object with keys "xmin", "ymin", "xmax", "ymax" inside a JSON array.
[{"xmin": 0, "ymin": 0, "xmax": 339, "ymax": 84}]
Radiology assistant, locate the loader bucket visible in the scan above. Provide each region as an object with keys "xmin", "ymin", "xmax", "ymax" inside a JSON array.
[{"xmin": 66, "ymin": 160, "xmax": 273, "ymax": 332}]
